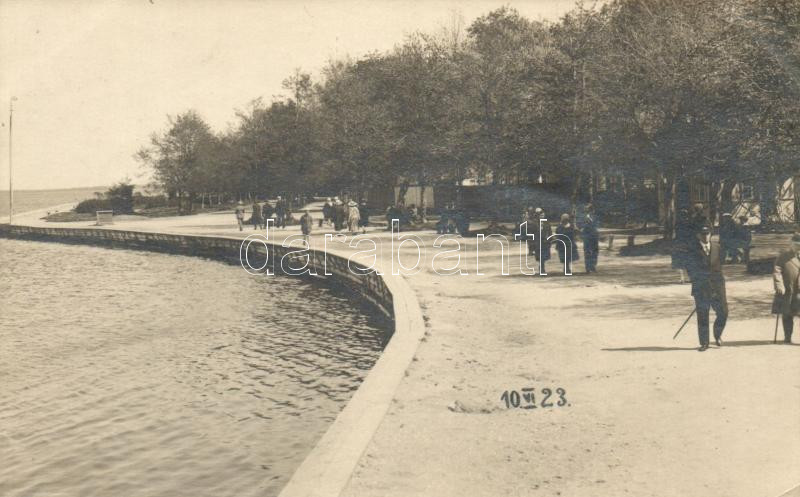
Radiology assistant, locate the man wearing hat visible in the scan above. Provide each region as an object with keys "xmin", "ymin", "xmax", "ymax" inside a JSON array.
[
  {"xmin": 275, "ymin": 196, "xmax": 287, "ymax": 229},
  {"xmin": 322, "ymin": 198, "xmax": 333, "ymax": 227},
  {"xmin": 581, "ymin": 203, "xmax": 600, "ymax": 273},
  {"xmin": 234, "ymin": 201, "xmax": 245, "ymax": 231},
  {"xmin": 529, "ymin": 207, "xmax": 551, "ymax": 270},
  {"xmin": 732, "ymin": 215, "xmax": 752, "ymax": 264},
  {"xmin": 299, "ymin": 209, "xmax": 314, "ymax": 242},
  {"xmin": 685, "ymin": 225, "xmax": 728, "ymax": 351},
  {"xmin": 771, "ymin": 233, "xmax": 800, "ymax": 343}
]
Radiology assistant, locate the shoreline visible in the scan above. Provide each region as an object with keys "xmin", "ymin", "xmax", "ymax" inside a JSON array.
[
  {"xmin": 0, "ymin": 221, "xmax": 427, "ymax": 497},
  {"xmin": 4, "ymin": 208, "xmax": 799, "ymax": 497}
]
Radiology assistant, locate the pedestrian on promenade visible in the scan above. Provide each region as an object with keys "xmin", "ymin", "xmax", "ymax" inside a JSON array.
[
  {"xmin": 347, "ymin": 200, "xmax": 360, "ymax": 233},
  {"xmin": 582, "ymin": 203, "xmax": 600, "ymax": 273},
  {"xmin": 250, "ymin": 200, "xmax": 262, "ymax": 230},
  {"xmin": 275, "ymin": 196, "xmax": 287, "ymax": 229},
  {"xmin": 333, "ymin": 197, "xmax": 346, "ymax": 231},
  {"xmin": 408, "ymin": 204, "xmax": 418, "ymax": 224},
  {"xmin": 435, "ymin": 203, "xmax": 451, "ymax": 234},
  {"xmin": 771, "ymin": 233, "xmax": 800, "ymax": 344},
  {"xmin": 556, "ymin": 213, "xmax": 578, "ymax": 274},
  {"xmin": 323, "ymin": 198, "xmax": 333, "ymax": 226},
  {"xmin": 530, "ymin": 207, "xmax": 551, "ymax": 271},
  {"xmin": 261, "ymin": 201, "xmax": 274, "ymax": 229},
  {"xmin": 358, "ymin": 200, "xmax": 369, "ymax": 234},
  {"xmin": 235, "ymin": 201, "xmax": 244, "ymax": 231},
  {"xmin": 300, "ymin": 210, "xmax": 313, "ymax": 243},
  {"xmin": 686, "ymin": 225, "xmax": 727, "ymax": 351},
  {"xmin": 733, "ymin": 215, "xmax": 752, "ymax": 264},
  {"xmin": 386, "ymin": 204, "xmax": 398, "ymax": 231},
  {"xmin": 453, "ymin": 207, "xmax": 470, "ymax": 236},
  {"xmin": 689, "ymin": 203, "xmax": 708, "ymax": 234},
  {"xmin": 515, "ymin": 208, "xmax": 529, "ymax": 245}
]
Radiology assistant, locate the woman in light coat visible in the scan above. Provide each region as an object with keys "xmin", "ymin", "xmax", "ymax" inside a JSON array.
[{"xmin": 347, "ymin": 200, "xmax": 361, "ymax": 233}]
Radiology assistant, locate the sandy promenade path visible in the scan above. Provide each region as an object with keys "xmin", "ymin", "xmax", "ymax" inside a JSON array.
[{"xmin": 12, "ymin": 207, "xmax": 800, "ymax": 497}]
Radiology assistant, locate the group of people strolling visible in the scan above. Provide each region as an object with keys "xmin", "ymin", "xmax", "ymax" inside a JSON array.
[
  {"xmin": 434, "ymin": 204, "xmax": 470, "ymax": 236},
  {"xmin": 234, "ymin": 196, "xmax": 290, "ymax": 231},
  {"xmin": 516, "ymin": 204, "xmax": 600, "ymax": 274},
  {"xmin": 322, "ymin": 197, "xmax": 369, "ymax": 233}
]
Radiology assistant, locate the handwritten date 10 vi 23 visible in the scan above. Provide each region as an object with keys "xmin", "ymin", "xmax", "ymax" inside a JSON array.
[{"xmin": 500, "ymin": 387, "xmax": 569, "ymax": 410}]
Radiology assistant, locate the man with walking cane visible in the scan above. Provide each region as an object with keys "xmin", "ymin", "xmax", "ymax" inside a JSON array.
[
  {"xmin": 685, "ymin": 225, "xmax": 728, "ymax": 351},
  {"xmin": 771, "ymin": 233, "xmax": 800, "ymax": 344}
]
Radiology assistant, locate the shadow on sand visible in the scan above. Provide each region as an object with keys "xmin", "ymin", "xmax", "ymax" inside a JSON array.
[{"xmin": 603, "ymin": 340, "xmax": 798, "ymax": 352}]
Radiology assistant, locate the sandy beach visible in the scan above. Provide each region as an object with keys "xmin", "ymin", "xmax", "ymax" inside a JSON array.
[{"xmin": 11, "ymin": 206, "xmax": 800, "ymax": 497}]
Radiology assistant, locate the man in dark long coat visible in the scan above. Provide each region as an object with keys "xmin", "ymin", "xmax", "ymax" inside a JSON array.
[
  {"xmin": 250, "ymin": 201, "xmax": 262, "ymax": 230},
  {"xmin": 529, "ymin": 207, "xmax": 551, "ymax": 271},
  {"xmin": 275, "ymin": 196, "xmax": 287, "ymax": 229},
  {"xmin": 771, "ymin": 233, "xmax": 800, "ymax": 343},
  {"xmin": 556, "ymin": 213, "xmax": 578, "ymax": 274},
  {"xmin": 581, "ymin": 203, "xmax": 600, "ymax": 273},
  {"xmin": 685, "ymin": 225, "xmax": 728, "ymax": 351},
  {"xmin": 260, "ymin": 201, "xmax": 274, "ymax": 229}
]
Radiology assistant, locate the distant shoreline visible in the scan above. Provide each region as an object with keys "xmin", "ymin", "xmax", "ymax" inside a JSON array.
[
  {"xmin": 0, "ymin": 186, "xmax": 108, "ymax": 217},
  {"xmin": 0, "ymin": 185, "xmax": 108, "ymax": 193}
]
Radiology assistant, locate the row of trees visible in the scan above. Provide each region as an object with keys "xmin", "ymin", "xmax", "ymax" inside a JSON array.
[{"xmin": 136, "ymin": 0, "xmax": 799, "ymax": 232}]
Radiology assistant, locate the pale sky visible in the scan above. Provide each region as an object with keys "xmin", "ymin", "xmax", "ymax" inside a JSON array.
[{"xmin": 1, "ymin": 0, "xmax": 581, "ymax": 190}]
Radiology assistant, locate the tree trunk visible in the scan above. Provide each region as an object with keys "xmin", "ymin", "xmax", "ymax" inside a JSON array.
[
  {"xmin": 720, "ymin": 180, "xmax": 736, "ymax": 214},
  {"xmin": 419, "ymin": 183, "xmax": 428, "ymax": 223},
  {"xmin": 621, "ymin": 173, "xmax": 630, "ymax": 227},
  {"xmin": 397, "ymin": 180, "xmax": 410, "ymax": 207},
  {"xmin": 709, "ymin": 181, "xmax": 721, "ymax": 228},
  {"xmin": 570, "ymin": 170, "xmax": 582, "ymax": 221},
  {"xmin": 659, "ymin": 171, "xmax": 677, "ymax": 240}
]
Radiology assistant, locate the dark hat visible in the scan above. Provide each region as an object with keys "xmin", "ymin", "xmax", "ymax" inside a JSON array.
[
  {"xmin": 792, "ymin": 233, "xmax": 800, "ymax": 242},
  {"xmin": 698, "ymin": 225, "xmax": 711, "ymax": 234}
]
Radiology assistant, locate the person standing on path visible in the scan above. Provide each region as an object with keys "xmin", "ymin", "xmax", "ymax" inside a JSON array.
[
  {"xmin": 582, "ymin": 203, "xmax": 600, "ymax": 273},
  {"xmin": 300, "ymin": 210, "xmax": 314, "ymax": 243},
  {"xmin": 347, "ymin": 200, "xmax": 360, "ymax": 233},
  {"xmin": 529, "ymin": 207, "xmax": 551, "ymax": 272},
  {"xmin": 234, "ymin": 202, "xmax": 244, "ymax": 231},
  {"xmin": 771, "ymin": 233, "xmax": 800, "ymax": 344},
  {"xmin": 322, "ymin": 198, "xmax": 333, "ymax": 227},
  {"xmin": 555, "ymin": 213, "xmax": 578, "ymax": 274},
  {"xmin": 685, "ymin": 225, "xmax": 728, "ymax": 351},
  {"xmin": 250, "ymin": 201, "xmax": 262, "ymax": 230},
  {"xmin": 275, "ymin": 196, "xmax": 287, "ymax": 229},
  {"xmin": 261, "ymin": 201, "xmax": 274, "ymax": 229},
  {"xmin": 689, "ymin": 203, "xmax": 709, "ymax": 234},
  {"xmin": 358, "ymin": 200, "xmax": 369, "ymax": 234},
  {"xmin": 733, "ymin": 215, "xmax": 752, "ymax": 264}
]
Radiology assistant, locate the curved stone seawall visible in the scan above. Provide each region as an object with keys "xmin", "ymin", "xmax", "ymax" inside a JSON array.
[
  {"xmin": 0, "ymin": 223, "xmax": 426, "ymax": 497},
  {"xmin": 0, "ymin": 224, "xmax": 393, "ymax": 319}
]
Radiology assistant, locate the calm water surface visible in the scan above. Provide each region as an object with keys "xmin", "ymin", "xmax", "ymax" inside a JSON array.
[{"xmin": 0, "ymin": 239, "xmax": 388, "ymax": 497}]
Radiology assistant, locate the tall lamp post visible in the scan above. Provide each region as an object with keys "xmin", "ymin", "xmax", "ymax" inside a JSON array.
[{"xmin": 9, "ymin": 96, "xmax": 18, "ymax": 224}]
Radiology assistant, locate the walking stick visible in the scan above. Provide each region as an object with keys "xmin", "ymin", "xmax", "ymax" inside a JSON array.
[
  {"xmin": 774, "ymin": 314, "xmax": 780, "ymax": 344},
  {"xmin": 673, "ymin": 308, "xmax": 697, "ymax": 340}
]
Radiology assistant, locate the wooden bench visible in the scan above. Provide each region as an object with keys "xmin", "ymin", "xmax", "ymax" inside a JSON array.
[{"xmin": 95, "ymin": 210, "xmax": 114, "ymax": 226}]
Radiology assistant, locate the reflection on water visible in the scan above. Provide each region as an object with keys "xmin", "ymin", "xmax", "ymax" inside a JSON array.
[{"xmin": 0, "ymin": 239, "xmax": 388, "ymax": 497}]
